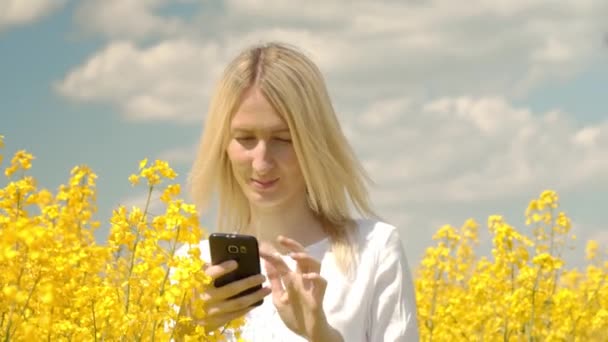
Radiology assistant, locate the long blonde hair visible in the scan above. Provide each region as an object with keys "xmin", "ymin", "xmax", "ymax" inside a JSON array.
[{"xmin": 188, "ymin": 42, "xmax": 377, "ymax": 275}]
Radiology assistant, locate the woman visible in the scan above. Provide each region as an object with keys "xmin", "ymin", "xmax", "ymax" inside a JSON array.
[{"xmin": 183, "ymin": 42, "xmax": 419, "ymax": 341}]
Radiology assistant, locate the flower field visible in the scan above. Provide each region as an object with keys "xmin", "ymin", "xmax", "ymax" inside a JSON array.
[
  {"xmin": 415, "ymin": 190, "xmax": 607, "ymax": 341},
  {"xmin": 1, "ymin": 135, "xmax": 606, "ymax": 341}
]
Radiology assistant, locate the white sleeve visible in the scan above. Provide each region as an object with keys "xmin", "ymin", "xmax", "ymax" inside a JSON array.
[{"xmin": 369, "ymin": 228, "xmax": 420, "ymax": 341}]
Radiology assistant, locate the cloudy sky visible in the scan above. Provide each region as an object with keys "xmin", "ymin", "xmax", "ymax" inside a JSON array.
[{"xmin": 2, "ymin": 0, "xmax": 607, "ymax": 270}]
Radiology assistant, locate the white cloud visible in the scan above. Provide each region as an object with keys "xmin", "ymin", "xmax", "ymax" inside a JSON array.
[
  {"xmin": 589, "ymin": 230, "xmax": 608, "ymax": 249},
  {"xmin": 57, "ymin": 0, "xmax": 608, "ymax": 122},
  {"xmin": 572, "ymin": 126, "xmax": 601, "ymax": 147},
  {"xmin": 355, "ymin": 96, "xmax": 608, "ymax": 204},
  {"xmin": 0, "ymin": 0, "xmax": 67, "ymax": 31},
  {"xmin": 532, "ymin": 37, "xmax": 574, "ymax": 64},
  {"xmin": 148, "ymin": 95, "xmax": 608, "ymax": 255},
  {"xmin": 55, "ymin": 39, "xmax": 224, "ymax": 122},
  {"xmin": 73, "ymin": 0, "xmax": 187, "ymax": 40},
  {"xmin": 222, "ymin": 0, "xmax": 606, "ymax": 97},
  {"xmin": 54, "ymin": 0, "xmax": 608, "ymax": 268}
]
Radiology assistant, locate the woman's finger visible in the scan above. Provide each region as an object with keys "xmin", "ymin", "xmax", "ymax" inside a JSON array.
[
  {"xmin": 206, "ymin": 286, "xmax": 272, "ymax": 316},
  {"xmin": 289, "ymin": 252, "xmax": 321, "ymax": 274},
  {"xmin": 192, "ymin": 305, "xmax": 253, "ymax": 332},
  {"xmin": 207, "ymin": 273, "xmax": 267, "ymax": 302},
  {"xmin": 195, "ymin": 260, "xmax": 241, "ymax": 304},
  {"xmin": 300, "ymin": 272, "xmax": 328, "ymax": 311},
  {"xmin": 303, "ymin": 273, "xmax": 327, "ymax": 291},
  {"xmin": 277, "ymin": 235, "xmax": 306, "ymax": 253},
  {"xmin": 260, "ymin": 250, "xmax": 292, "ymax": 277},
  {"xmin": 204, "ymin": 260, "xmax": 239, "ymax": 281},
  {"xmin": 264, "ymin": 260, "xmax": 287, "ymax": 304}
]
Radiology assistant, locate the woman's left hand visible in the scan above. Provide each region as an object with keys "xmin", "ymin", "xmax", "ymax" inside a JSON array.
[{"xmin": 259, "ymin": 236, "xmax": 341, "ymax": 342}]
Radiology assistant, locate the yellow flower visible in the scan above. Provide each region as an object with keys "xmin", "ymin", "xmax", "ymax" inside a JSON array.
[
  {"xmin": 586, "ymin": 240, "xmax": 599, "ymax": 261},
  {"xmin": 128, "ymin": 174, "xmax": 140, "ymax": 186},
  {"xmin": 2, "ymin": 138, "xmax": 606, "ymax": 342},
  {"xmin": 532, "ymin": 252, "xmax": 564, "ymax": 270},
  {"xmin": 5, "ymin": 150, "xmax": 35, "ymax": 177},
  {"xmin": 0, "ymin": 141, "xmax": 246, "ymax": 340},
  {"xmin": 415, "ymin": 190, "xmax": 607, "ymax": 341},
  {"xmin": 160, "ymin": 184, "xmax": 181, "ymax": 203},
  {"xmin": 139, "ymin": 158, "xmax": 148, "ymax": 170}
]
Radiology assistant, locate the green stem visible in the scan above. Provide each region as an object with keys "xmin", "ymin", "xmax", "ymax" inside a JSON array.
[
  {"xmin": 170, "ymin": 293, "xmax": 189, "ymax": 342},
  {"xmin": 549, "ymin": 208, "xmax": 555, "ymax": 256},
  {"xmin": 571, "ymin": 273, "xmax": 606, "ymax": 335},
  {"xmin": 4, "ymin": 255, "xmax": 28, "ymax": 340},
  {"xmin": 14, "ymin": 169, "xmax": 25, "ymax": 218},
  {"xmin": 159, "ymin": 224, "xmax": 181, "ymax": 296},
  {"xmin": 91, "ymin": 299, "xmax": 98, "ymax": 342},
  {"xmin": 153, "ymin": 223, "xmax": 182, "ymax": 341},
  {"xmin": 6, "ymin": 273, "xmax": 40, "ymax": 338},
  {"xmin": 528, "ymin": 264, "xmax": 543, "ymax": 341},
  {"xmin": 76, "ymin": 176, "xmax": 87, "ymax": 241},
  {"xmin": 102, "ymin": 308, "xmax": 112, "ymax": 341},
  {"xmin": 15, "ymin": 187, "xmax": 21, "ymax": 218},
  {"xmin": 504, "ymin": 263, "xmax": 515, "ymax": 341},
  {"xmin": 125, "ymin": 185, "xmax": 154, "ymax": 314},
  {"xmin": 18, "ymin": 274, "xmax": 41, "ymax": 320},
  {"xmin": 124, "ymin": 243, "xmax": 138, "ymax": 313},
  {"xmin": 4, "ymin": 320, "xmax": 11, "ymax": 342},
  {"xmin": 150, "ymin": 320, "xmax": 156, "ymax": 342},
  {"xmin": 47, "ymin": 307, "xmax": 53, "ymax": 342},
  {"xmin": 428, "ymin": 261, "xmax": 444, "ymax": 342}
]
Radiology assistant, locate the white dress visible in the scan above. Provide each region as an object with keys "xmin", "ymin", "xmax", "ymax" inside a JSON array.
[{"xmin": 175, "ymin": 219, "xmax": 420, "ymax": 341}]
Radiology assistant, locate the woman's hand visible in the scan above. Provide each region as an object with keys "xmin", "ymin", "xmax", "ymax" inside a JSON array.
[
  {"xmin": 260, "ymin": 236, "xmax": 343, "ymax": 342},
  {"xmin": 187, "ymin": 260, "xmax": 272, "ymax": 331}
]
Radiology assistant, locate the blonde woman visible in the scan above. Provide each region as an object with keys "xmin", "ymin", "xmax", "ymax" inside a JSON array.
[{"xmin": 183, "ymin": 42, "xmax": 419, "ymax": 341}]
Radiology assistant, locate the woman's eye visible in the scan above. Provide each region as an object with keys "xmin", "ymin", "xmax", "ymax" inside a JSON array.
[
  {"xmin": 236, "ymin": 137, "xmax": 255, "ymax": 142},
  {"xmin": 274, "ymin": 137, "xmax": 292, "ymax": 143}
]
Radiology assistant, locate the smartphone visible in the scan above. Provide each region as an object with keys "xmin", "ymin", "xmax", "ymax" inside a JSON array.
[{"xmin": 208, "ymin": 232, "xmax": 263, "ymax": 306}]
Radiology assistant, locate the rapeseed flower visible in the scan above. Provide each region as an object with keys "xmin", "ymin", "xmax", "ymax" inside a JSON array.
[
  {"xmin": 416, "ymin": 190, "xmax": 607, "ymax": 341},
  {"xmin": 1, "ymin": 135, "xmax": 605, "ymax": 341},
  {"xmin": 0, "ymin": 137, "xmax": 243, "ymax": 341}
]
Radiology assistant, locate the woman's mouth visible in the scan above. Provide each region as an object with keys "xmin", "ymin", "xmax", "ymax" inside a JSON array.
[{"xmin": 251, "ymin": 178, "xmax": 279, "ymax": 190}]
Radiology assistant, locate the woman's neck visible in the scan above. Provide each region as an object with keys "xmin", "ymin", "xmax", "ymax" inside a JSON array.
[{"xmin": 245, "ymin": 199, "xmax": 327, "ymax": 253}]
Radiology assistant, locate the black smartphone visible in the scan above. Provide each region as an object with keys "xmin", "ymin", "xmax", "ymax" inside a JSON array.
[{"xmin": 208, "ymin": 232, "xmax": 263, "ymax": 306}]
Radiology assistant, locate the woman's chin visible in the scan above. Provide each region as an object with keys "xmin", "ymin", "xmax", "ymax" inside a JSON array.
[
  {"xmin": 247, "ymin": 192, "xmax": 281, "ymax": 207},
  {"xmin": 247, "ymin": 192, "xmax": 298, "ymax": 211}
]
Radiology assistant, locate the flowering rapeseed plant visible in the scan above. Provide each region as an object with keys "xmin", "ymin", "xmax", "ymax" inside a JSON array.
[
  {"xmin": 416, "ymin": 190, "xmax": 608, "ymax": 341},
  {"xmin": 0, "ymin": 135, "xmax": 244, "ymax": 341},
  {"xmin": 1, "ymin": 134, "xmax": 606, "ymax": 340}
]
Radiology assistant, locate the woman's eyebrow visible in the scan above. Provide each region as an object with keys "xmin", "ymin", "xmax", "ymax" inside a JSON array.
[
  {"xmin": 272, "ymin": 128, "xmax": 290, "ymax": 133},
  {"xmin": 231, "ymin": 127, "xmax": 290, "ymax": 133}
]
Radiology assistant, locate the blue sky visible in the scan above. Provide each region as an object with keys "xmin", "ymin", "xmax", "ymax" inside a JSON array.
[{"xmin": 1, "ymin": 0, "xmax": 607, "ymax": 270}]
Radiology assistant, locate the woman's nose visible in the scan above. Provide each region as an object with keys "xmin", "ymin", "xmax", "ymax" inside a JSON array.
[{"xmin": 251, "ymin": 140, "xmax": 274, "ymax": 174}]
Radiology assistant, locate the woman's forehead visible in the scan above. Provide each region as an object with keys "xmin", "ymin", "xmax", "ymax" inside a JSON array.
[{"xmin": 231, "ymin": 89, "xmax": 290, "ymax": 132}]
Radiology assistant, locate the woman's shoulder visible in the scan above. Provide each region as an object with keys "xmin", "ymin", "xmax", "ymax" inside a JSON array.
[
  {"xmin": 353, "ymin": 218, "xmax": 403, "ymax": 248},
  {"xmin": 349, "ymin": 218, "xmax": 410, "ymax": 266}
]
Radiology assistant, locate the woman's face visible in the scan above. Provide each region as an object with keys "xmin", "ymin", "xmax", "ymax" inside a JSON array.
[{"xmin": 227, "ymin": 88, "xmax": 307, "ymax": 209}]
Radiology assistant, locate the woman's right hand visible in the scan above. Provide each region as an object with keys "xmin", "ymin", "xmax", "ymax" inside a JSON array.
[{"xmin": 187, "ymin": 260, "xmax": 272, "ymax": 331}]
